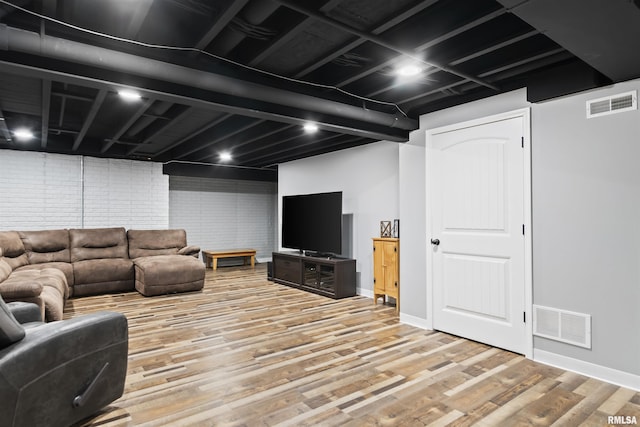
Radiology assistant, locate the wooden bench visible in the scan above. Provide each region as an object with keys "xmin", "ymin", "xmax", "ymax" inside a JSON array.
[{"xmin": 202, "ymin": 249, "xmax": 256, "ymax": 271}]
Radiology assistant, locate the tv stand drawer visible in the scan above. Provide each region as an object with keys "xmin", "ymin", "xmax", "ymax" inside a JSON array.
[{"xmin": 273, "ymin": 256, "xmax": 301, "ymax": 283}]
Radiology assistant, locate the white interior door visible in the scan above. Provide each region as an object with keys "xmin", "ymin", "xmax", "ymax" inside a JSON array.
[{"xmin": 427, "ymin": 112, "xmax": 529, "ymax": 354}]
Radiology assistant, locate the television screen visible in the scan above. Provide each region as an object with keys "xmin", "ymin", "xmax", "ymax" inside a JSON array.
[{"xmin": 282, "ymin": 191, "xmax": 342, "ymax": 255}]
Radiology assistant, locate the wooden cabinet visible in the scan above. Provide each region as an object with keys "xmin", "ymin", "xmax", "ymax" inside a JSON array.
[
  {"xmin": 373, "ymin": 238, "xmax": 399, "ymax": 313},
  {"xmin": 272, "ymin": 252, "xmax": 356, "ymax": 299}
]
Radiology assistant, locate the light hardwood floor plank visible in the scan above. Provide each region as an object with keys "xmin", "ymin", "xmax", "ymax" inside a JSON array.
[{"xmin": 68, "ymin": 265, "xmax": 639, "ymax": 426}]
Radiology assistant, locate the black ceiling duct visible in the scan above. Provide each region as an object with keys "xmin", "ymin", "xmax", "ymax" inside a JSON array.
[{"xmin": 0, "ymin": 24, "xmax": 417, "ymax": 142}]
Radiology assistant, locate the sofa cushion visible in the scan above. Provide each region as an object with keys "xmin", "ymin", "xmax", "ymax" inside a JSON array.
[
  {"xmin": 70, "ymin": 228, "xmax": 128, "ymax": 262},
  {"xmin": 133, "ymin": 254, "xmax": 204, "ymax": 296},
  {"xmin": 14, "ymin": 264, "xmax": 72, "ymax": 299},
  {"xmin": 19, "ymin": 229, "xmax": 71, "ymax": 264},
  {"xmin": 0, "ymin": 231, "xmax": 28, "ymax": 270},
  {"xmin": 15, "ymin": 262, "xmax": 74, "ymax": 290},
  {"xmin": 72, "ymin": 258, "xmax": 134, "ymax": 296},
  {"xmin": 127, "ymin": 229, "xmax": 187, "ymax": 259}
]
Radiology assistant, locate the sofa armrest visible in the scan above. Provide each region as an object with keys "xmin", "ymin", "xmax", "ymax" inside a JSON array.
[
  {"xmin": 178, "ymin": 245, "xmax": 201, "ymax": 257},
  {"xmin": 0, "ymin": 281, "xmax": 43, "ymax": 299},
  {"xmin": 7, "ymin": 302, "xmax": 42, "ymax": 324}
]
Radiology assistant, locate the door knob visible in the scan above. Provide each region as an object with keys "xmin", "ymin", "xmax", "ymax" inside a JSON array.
[{"xmin": 430, "ymin": 238, "xmax": 440, "ymax": 246}]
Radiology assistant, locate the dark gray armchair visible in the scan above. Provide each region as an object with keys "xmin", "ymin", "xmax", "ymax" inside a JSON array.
[{"xmin": 0, "ymin": 295, "xmax": 128, "ymax": 427}]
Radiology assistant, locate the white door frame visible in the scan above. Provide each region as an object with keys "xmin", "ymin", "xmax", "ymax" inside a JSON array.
[{"xmin": 425, "ymin": 108, "xmax": 533, "ymax": 358}]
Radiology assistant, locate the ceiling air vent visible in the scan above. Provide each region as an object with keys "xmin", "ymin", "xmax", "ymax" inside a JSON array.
[{"xmin": 586, "ymin": 90, "xmax": 637, "ymax": 118}]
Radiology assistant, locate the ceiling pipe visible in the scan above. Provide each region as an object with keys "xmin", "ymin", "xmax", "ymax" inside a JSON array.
[{"xmin": 0, "ymin": 24, "xmax": 417, "ymax": 134}]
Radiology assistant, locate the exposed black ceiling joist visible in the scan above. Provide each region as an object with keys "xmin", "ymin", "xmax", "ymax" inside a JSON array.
[
  {"xmin": 163, "ymin": 161, "xmax": 277, "ymax": 182},
  {"xmin": 0, "ymin": 24, "xmax": 417, "ymax": 140},
  {"xmin": 273, "ymin": 0, "xmax": 500, "ymax": 91},
  {"xmin": 0, "ymin": 0, "xmax": 633, "ymax": 181}
]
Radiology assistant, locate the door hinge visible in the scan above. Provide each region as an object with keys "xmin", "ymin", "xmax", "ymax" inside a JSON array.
[
  {"xmin": 523, "ymin": 312, "xmax": 526, "ymax": 323},
  {"xmin": 521, "ymin": 136, "xmax": 524, "ymax": 148},
  {"xmin": 522, "ymin": 224, "xmax": 525, "ymax": 235}
]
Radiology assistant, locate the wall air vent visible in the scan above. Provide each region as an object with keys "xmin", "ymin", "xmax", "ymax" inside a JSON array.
[
  {"xmin": 586, "ymin": 90, "xmax": 637, "ymax": 118},
  {"xmin": 533, "ymin": 305, "xmax": 591, "ymax": 349}
]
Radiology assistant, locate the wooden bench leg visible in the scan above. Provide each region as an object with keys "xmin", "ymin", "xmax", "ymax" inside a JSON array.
[
  {"xmin": 250, "ymin": 255, "xmax": 255, "ymax": 268},
  {"xmin": 213, "ymin": 258, "xmax": 218, "ymax": 271}
]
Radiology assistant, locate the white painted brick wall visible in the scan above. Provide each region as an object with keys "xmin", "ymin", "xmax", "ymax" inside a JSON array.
[
  {"xmin": 169, "ymin": 176, "xmax": 277, "ymax": 261},
  {"xmin": 0, "ymin": 150, "xmax": 82, "ymax": 230},
  {"xmin": 83, "ymin": 157, "xmax": 169, "ymax": 229},
  {"xmin": 0, "ymin": 149, "xmax": 168, "ymax": 230}
]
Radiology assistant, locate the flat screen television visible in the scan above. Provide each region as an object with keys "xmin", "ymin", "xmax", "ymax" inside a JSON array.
[{"xmin": 282, "ymin": 191, "xmax": 342, "ymax": 256}]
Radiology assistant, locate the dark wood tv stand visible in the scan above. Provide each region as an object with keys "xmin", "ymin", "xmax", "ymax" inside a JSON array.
[{"xmin": 271, "ymin": 251, "xmax": 356, "ymax": 299}]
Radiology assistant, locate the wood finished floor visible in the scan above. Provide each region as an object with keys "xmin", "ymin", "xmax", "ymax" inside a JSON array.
[{"xmin": 65, "ymin": 265, "xmax": 640, "ymax": 427}]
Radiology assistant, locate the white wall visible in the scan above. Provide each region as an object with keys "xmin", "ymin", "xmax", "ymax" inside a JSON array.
[
  {"xmin": 0, "ymin": 150, "xmax": 83, "ymax": 229},
  {"xmin": 278, "ymin": 142, "xmax": 400, "ymax": 294},
  {"xmin": 0, "ymin": 150, "xmax": 169, "ymax": 230},
  {"xmin": 531, "ymin": 80, "xmax": 640, "ymax": 377},
  {"xmin": 398, "ymin": 135, "xmax": 426, "ymax": 323},
  {"xmin": 83, "ymin": 157, "xmax": 168, "ymax": 229},
  {"xmin": 169, "ymin": 176, "xmax": 277, "ymax": 262}
]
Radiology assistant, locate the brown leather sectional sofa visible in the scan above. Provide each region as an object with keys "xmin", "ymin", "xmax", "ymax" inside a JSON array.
[{"xmin": 0, "ymin": 228, "xmax": 205, "ymax": 322}]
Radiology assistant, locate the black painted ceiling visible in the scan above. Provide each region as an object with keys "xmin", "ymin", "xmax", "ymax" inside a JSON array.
[{"xmin": 0, "ymin": 0, "xmax": 638, "ymax": 180}]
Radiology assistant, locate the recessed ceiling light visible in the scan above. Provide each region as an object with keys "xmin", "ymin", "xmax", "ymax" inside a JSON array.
[
  {"xmin": 219, "ymin": 152, "xmax": 232, "ymax": 162},
  {"xmin": 118, "ymin": 89, "xmax": 142, "ymax": 101},
  {"xmin": 13, "ymin": 128, "xmax": 34, "ymax": 141},
  {"xmin": 396, "ymin": 64, "xmax": 423, "ymax": 77},
  {"xmin": 303, "ymin": 122, "xmax": 319, "ymax": 133}
]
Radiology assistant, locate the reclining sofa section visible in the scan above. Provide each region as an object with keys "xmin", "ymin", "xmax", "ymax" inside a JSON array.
[{"xmin": 0, "ymin": 228, "xmax": 205, "ymax": 322}]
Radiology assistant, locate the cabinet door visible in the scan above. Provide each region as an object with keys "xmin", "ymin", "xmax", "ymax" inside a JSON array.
[
  {"xmin": 373, "ymin": 241, "xmax": 385, "ymax": 293},
  {"xmin": 318, "ymin": 264, "xmax": 335, "ymax": 293},
  {"xmin": 382, "ymin": 241, "xmax": 398, "ymax": 298},
  {"xmin": 274, "ymin": 256, "xmax": 300, "ymax": 284}
]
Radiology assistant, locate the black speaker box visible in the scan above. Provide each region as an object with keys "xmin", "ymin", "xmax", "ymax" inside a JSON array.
[{"xmin": 267, "ymin": 261, "xmax": 273, "ymax": 281}]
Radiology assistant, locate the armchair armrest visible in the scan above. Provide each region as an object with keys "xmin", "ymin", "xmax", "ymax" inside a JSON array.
[
  {"xmin": 7, "ymin": 301, "xmax": 42, "ymax": 324},
  {"xmin": 178, "ymin": 245, "xmax": 201, "ymax": 257}
]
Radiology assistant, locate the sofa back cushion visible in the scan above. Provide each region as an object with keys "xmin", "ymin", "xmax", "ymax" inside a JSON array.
[
  {"xmin": 0, "ymin": 231, "xmax": 28, "ymax": 270},
  {"xmin": 70, "ymin": 228, "xmax": 129, "ymax": 262},
  {"xmin": 127, "ymin": 229, "xmax": 187, "ymax": 259},
  {"xmin": 19, "ymin": 230, "xmax": 71, "ymax": 264}
]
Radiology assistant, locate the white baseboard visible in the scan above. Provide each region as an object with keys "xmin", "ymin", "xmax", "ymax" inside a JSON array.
[
  {"xmin": 534, "ymin": 349, "xmax": 640, "ymax": 392},
  {"xmin": 399, "ymin": 313, "xmax": 431, "ymax": 330},
  {"xmin": 357, "ymin": 288, "xmax": 373, "ymax": 299}
]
